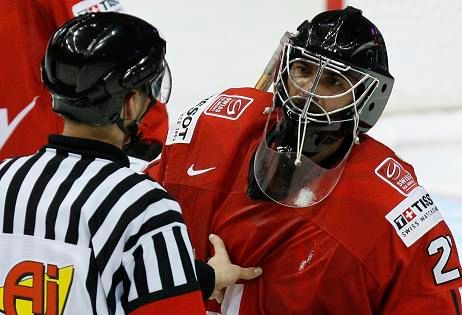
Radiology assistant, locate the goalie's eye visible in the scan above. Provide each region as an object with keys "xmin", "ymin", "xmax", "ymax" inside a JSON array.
[
  {"xmin": 290, "ymin": 62, "xmax": 315, "ymax": 79},
  {"xmin": 324, "ymin": 74, "xmax": 343, "ymax": 87}
]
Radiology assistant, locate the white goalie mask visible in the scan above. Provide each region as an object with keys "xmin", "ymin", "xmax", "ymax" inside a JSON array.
[
  {"xmin": 251, "ymin": 7, "xmax": 394, "ymax": 208},
  {"xmin": 253, "ymin": 44, "xmax": 383, "ymax": 208}
]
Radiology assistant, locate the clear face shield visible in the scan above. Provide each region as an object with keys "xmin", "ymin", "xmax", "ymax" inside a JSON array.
[
  {"xmin": 149, "ymin": 59, "xmax": 172, "ymax": 104},
  {"xmin": 122, "ymin": 59, "xmax": 172, "ymax": 150},
  {"xmin": 253, "ymin": 44, "xmax": 379, "ymax": 208}
]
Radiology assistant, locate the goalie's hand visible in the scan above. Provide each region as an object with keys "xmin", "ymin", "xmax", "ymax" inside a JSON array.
[{"xmin": 207, "ymin": 234, "xmax": 263, "ymax": 303}]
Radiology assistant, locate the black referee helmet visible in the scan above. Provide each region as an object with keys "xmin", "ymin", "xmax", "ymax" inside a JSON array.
[{"xmin": 41, "ymin": 12, "xmax": 171, "ymax": 125}]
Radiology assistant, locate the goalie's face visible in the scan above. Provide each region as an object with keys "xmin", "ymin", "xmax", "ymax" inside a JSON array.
[
  {"xmin": 287, "ymin": 61, "xmax": 356, "ymax": 113},
  {"xmin": 252, "ymin": 46, "xmax": 371, "ymax": 208}
]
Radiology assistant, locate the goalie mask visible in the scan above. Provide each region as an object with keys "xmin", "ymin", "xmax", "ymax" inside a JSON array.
[{"xmin": 253, "ymin": 6, "xmax": 394, "ymax": 208}]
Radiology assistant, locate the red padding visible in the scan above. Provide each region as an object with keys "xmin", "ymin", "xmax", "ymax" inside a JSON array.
[
  {"xmin": 129, "ymin": 291, "xmax": 206, "ymax": 315},
  {"xmin": 327, "ymin": 0, "xmax": 344, "ymax": 10}
]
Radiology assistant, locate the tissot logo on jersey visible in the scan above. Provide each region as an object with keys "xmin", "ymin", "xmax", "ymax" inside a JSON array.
[
  {"xmin": 375, "ymin": 157, "xmax": 418, "ymax": 195},
  {"xmin": 72, "ymin": 0, "xmax": 122, "ymax": 16},
  {"xmin": 166, "ymin": 96, "xmax": 213, "ymax": 145},
  {"xmin": 0, "ymin": 261, "xmax": 74, "ymax": 315},
  {"xmin": 393, "ymin": 208, "xmax": 417, "ymax": 230},
  {"xmin": 204, "ymin": 94, "xmax": 253, "ymax": 120},
  {"xmin": 386, "ymin": 187, "xmax": 443, "ymax": 247}
]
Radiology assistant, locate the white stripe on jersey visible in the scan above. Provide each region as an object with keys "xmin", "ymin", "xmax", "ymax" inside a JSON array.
[
  {"xmin": 164, "ymin": 228, "xmax": 188, "ymax": 286},
  {"xmin": 77, "ymin": 166, "xmax": 135, "ymax": 247},
  {"xmin": 0, "ymin": 158, "xmax": 12, "ymax": 170},
  {"xmin": 122, "ymin": 222, "xmax": 185, "ymax": 260},
  {"xmin": 114, "ymin": 281, "xmax": 126, "ymax": 315},
  {"xmin": 1, "ymin": 145, "xmax": 199, "ymax": 314},
  {"xmin": 124, "ymin": 258, "xmax": 138, "ymax": 302},
  {"xmin": 118, "ymin": 199, "xmax": 183, "ymax": 264},
  {"xmin": 13, "ymin": 151, "xmax": 54, "ymax": 233},
  {"xmin": 54, "ymin": 159, "xmax": 107, "ymax": 241},
  {"xmin": 141, "ymin": 237, "xmax": 162, "ymax": 294},
  {"xmin": 96, "ymin": 277, "xmax": 110, "ymax": 315},
  {"xmin": 92, "ymin": 179, "xmax": 156, "ymax": 255},
  {"xmin": 100, "ymin": 203, "xmax": 184, "ymax": 293},
  {"xmin": 0, "ymin": 156, "xmax": 30, "ymax": 230},
  {"xmin": 115, "ymin": 198, "xmax": 183, "ymax": 258},
  {"xmin": 221, "ymin": 284, "xmax": 245, "ymax": 315},
  {"xmin": 34, "ymin": 153, "xmax": 79, "ymax": 237}
]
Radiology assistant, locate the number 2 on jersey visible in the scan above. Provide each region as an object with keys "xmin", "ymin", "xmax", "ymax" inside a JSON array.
[{"xmin": 427, "ymin": 235, "xmax": 461, "ymax": 285}]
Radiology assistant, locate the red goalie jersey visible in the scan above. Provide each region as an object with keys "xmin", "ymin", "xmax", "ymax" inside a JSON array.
[{"xmin": 147, "ymin": 87, "xmax": 462, "ymax": 314}]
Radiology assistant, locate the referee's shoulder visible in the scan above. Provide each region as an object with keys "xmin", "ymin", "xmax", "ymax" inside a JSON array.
[
  {"xmin": 121, "ymin": 164, "xmax": 178, "ymax": 203},
  {"xmin": 125, "ymin": 165, "xmax": 165, "ymax": 187}
]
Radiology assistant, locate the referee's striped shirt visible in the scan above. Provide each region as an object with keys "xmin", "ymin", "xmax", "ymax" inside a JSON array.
[{"xmin": 0, "ymin": 135, "xmax": 204, "ymax": 314}]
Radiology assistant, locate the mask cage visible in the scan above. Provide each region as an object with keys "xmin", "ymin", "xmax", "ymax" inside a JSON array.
[{"xmin": 275, "ymin": 44, "xmax": 380, "ymax": 125}]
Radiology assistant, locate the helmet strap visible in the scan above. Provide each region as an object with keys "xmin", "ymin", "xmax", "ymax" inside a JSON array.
[{"xmin": 117, "ymin": 94, "xmax": 155, "ymax": 150}]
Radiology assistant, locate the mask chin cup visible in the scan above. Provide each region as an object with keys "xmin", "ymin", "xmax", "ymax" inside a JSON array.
[{"xmin": 253, "ymin": 113, "xmax": 353, "ymax": 208}]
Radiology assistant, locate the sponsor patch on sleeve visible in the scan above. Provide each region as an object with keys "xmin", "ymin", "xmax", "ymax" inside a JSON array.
[
  {"xmin": 375, "ymin": 157, "xmax": 418, "ymax": 195},
  {"xmin": 385, "ymin": 186, "xmax": 443, "ymax": 247},
  {"xmin": 204, "ymin": 94, "xmax": 253, "ymax": 120},
  {"xmin": 72, "ymin": 0, "xmax": 122, "ymax": 16},
  {"xmin": 165, "ymin": 95, "xmax": 216, "ymax": 145}
]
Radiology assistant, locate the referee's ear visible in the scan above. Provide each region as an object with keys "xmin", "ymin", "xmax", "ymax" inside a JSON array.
[{"xmin": 121, "ymin": 90, "xmax": 139, "ymax": 122}]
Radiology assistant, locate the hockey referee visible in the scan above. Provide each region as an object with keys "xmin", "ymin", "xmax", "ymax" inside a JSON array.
[{"xmin": 0, "ymin": 12, "xmax": 261, "ymax": 314}]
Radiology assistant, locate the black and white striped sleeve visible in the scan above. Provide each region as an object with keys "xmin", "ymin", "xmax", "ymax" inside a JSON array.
[{"xmin": 120, "ymin": 194, "xmax": 203, "ymax": 313}]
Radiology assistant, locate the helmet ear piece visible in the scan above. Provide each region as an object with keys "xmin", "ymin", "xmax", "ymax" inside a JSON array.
[{"xmin": 296, "ymin": 19, "xmax": 311, "ymax": 32}]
